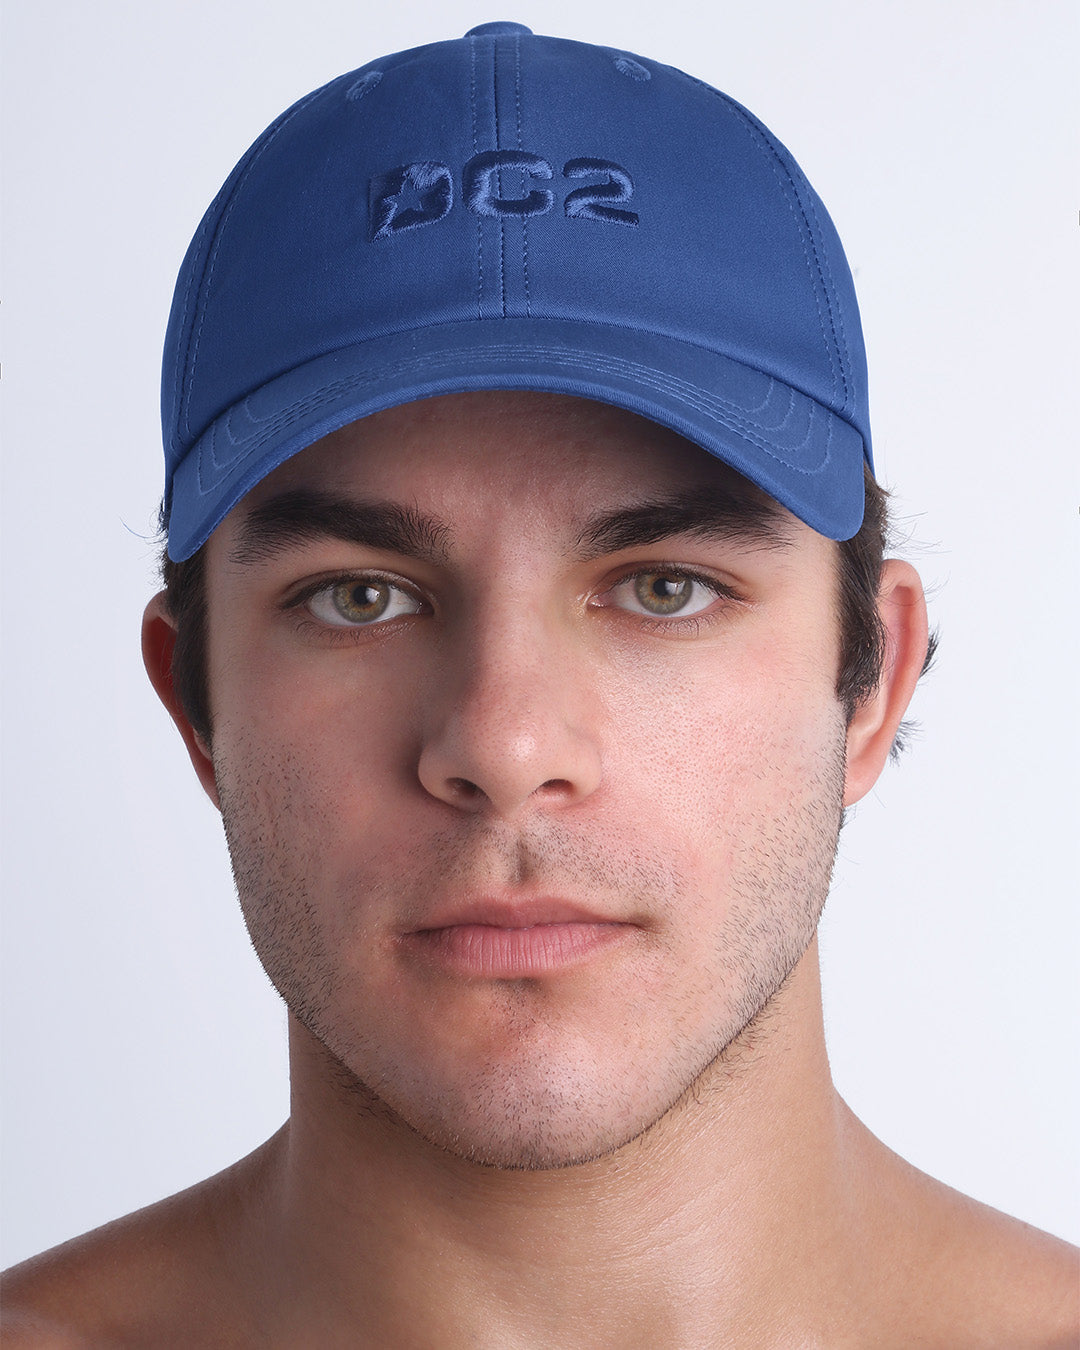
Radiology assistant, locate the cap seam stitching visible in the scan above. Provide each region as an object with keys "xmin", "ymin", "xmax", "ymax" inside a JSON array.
[
  {"xmin": 469, "ymin": 41, "xmax": 483, "ymax": 319},
  {"xmin": 683, "ymin": 73, "xmax": 851, "ymax": 414},
  {"xmin": 190, "ymin": 342, "xmax": 835, "ymax": 501},
  {"xmin": 179, "ymin": 308, "xmax": 860, "ymax": 458},
  {"xmin": 492, "ymin": 40, "xmax": 506, "ymax": 318},
  {"xmin": 168, "ymin": 206, "xmax": 215, "ymax": 456},
  {"xmin": 181, "ymin": 84, "xmax": 330, "ymax": 443},
  {"xmin": 515, "ymin": 35, "xmax": 531, "ymax": 317}
]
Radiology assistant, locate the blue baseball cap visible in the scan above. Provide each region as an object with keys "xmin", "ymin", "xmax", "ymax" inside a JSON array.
[{"xmin": 161, "ymin": 21, "xmax": 872, "ymax": 561}]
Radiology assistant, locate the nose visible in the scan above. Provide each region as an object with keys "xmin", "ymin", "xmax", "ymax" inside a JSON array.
[{"xmin": 416, "ymin": 615, "xmax": 603, "ymax": 818}]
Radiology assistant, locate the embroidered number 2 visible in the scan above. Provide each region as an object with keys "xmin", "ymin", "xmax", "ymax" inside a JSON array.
[{"xmin": 563, "ymin": 158, "xmax": 638, "ymax": 226}]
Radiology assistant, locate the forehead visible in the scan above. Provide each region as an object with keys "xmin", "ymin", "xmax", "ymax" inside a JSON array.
[{"xmin": 229, "ymin": 390, "xmax": 798, "ymax": 539}]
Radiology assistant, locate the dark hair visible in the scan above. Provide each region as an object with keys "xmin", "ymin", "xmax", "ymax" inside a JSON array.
[
  {"xmin": 159, "ymin": 465, "xmax": 934, "ymax": 749},
  {"xmin": 835, "ymin": 467, "xmax": 937, "ymax": 754},
  {"xmin": 160, "ymin": 541, "xmax": 210, "ymax": 744}
]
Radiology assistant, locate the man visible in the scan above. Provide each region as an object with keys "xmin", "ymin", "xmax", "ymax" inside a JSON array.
[{"xmin": 3, "ymin": 21, "xmax": 1076, "ymax": 1347}]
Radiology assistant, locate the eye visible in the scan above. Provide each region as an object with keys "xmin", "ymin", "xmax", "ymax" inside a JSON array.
[
  {"xmin": 606, "ymin": 570, "xmax": 723, "ymax": 618},
  {"xmin": 306, "ymin": 577, "xmax": 424, "ymax": 627}
]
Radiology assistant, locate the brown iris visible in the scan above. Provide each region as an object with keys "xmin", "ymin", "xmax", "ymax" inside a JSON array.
[
  {"xmin": 330, "ymin": 580, "xmax": 391, "ymax": 623},
  {"xmin": 633, "ymin": 572, "xmax": 694, "ymax": 615}
]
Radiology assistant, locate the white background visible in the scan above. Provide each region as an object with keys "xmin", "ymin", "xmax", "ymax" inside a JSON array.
[{"xmin": 2, "ymin": 0, "xmax": 1077, "ymax": 1268}]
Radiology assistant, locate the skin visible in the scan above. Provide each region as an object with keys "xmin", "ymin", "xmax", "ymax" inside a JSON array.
[{"xmin": 3, "ymin": 393, "xmax": 1077, "ymax": 1348}]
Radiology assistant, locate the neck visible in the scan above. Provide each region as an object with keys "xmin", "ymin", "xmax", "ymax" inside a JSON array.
[{"xmin": 236, "ymin": 941, "xmax": 874, "ymax": 1345}]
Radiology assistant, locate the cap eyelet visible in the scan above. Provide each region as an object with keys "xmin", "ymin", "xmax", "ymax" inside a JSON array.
[
  {"xmin": 346, "ymin": 70, "xmax": 383, "ymax": 101},
  {"xmin": 613, "ymin": 55, "xmax": 650, "ymax": 82}
]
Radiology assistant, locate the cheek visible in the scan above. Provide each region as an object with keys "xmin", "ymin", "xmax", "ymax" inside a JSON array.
[
  {"xmin": 209, "ymin": 647, "xmax": 424, "ymax": 907},
  {"xmin": 209, "ymin": 707, "xmax": 413, "ymax": 1021},
  {"xmin": 212, "ymin": 626, "xmax": 420, "ymax": 783},
  {"xmin": 600, "ymin": 637, "xmax": 842, "ymax": 844}
]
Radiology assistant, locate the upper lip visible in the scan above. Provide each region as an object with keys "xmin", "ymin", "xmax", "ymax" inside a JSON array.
[{"xmin": 409, "ymin": 897, "xmax": 626, "ymax": 932}]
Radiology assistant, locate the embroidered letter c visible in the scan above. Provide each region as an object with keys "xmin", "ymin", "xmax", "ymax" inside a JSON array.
[{"xmin": 464, "ymin": 151, "xmax": 554, "ymax": 219}]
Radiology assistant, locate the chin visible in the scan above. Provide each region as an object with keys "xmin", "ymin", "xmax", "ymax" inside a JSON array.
[
  {"xmin": 406, "ymin": 1087, "xmax": 660, "ymax": 1172},
  {"xmin": 365, "ymin": 1080, "xmax": 669, "ymax": 1173},
  {"xmin": 307, "ymin": 1002, "xmax": 739, "ymax": 1173},
  {"xmin": 438, "ymin": 1130, "xmax": 638, "ymax": 1173}
]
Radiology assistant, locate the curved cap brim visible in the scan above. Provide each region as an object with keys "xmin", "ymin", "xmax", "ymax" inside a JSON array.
[{"xmin": 166, "ymin": 316, "xmax": 867, "ymax": 560}]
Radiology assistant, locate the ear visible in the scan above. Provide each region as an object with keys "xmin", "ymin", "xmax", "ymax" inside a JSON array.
[
  {"xmin": 142, "ymin": 592, "xmax": 220, "ymax": 810},
  {"xmin": 843, "ymin": 559, "xmax": 929, "ymax": 806}
]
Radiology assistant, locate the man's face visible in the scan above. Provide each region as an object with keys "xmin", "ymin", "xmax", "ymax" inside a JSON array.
[{"xmin": 201, "ymin": 392, "xmax": 848, "ymax": 1169}]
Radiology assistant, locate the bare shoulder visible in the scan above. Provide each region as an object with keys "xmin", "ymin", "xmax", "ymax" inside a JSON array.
[
  {"xmin": 961, "ymin": 1206, "xmax": 1077, "ymax": 1348},
  {"xmin": 0, "ymin": 1305, "xmax": 95, "ymax": 1350},
  {"xmin": 949, "ymin": 1195, "xmax": 1079, "ymax": 1348},
  {"xmin": 1, "ymin": 1203, "xmax": 183, "ymax": 1348},
  {"xmin": 0, "ymin": 1134, "xmax": 281, "ymax": 1347},
  {"xmin": 880, "ymin": 1151, "xmax": 1080, "ymax": 1349}
]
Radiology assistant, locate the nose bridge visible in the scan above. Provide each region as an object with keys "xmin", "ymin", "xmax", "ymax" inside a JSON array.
[{"xmin": 416, "ymin": 591, "xmax": 602, "ymax": 816}]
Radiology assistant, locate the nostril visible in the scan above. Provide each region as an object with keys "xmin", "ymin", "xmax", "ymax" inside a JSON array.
[{"xmin": 447, "ymin": 777, "xmax": 483, "ymax": 802}]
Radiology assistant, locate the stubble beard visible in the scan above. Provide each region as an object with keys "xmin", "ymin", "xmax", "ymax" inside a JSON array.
[{"xmin": 217, "ymin": 732, "xmax": 847, "ymax": 1173}]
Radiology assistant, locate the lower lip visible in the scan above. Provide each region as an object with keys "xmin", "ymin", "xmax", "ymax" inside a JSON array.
[{"xmin": 403, "ymin": 922, "xmax": 630, "ymax": 978}]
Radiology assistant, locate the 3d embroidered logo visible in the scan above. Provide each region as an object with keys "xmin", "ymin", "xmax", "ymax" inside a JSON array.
[{"xmin": 370, "ymin": 153, "xmax": 638, "ymax": 240}]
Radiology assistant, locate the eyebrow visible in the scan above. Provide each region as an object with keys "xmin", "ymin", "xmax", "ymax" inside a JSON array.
[
  {"xmin": 230, "ymin": 489, "xmax": 451, "ymax": 566},
  {"xmin": 229, "ymin": 481, "xmax": 795, "ymax": 569},
  {"xmin": 575, "ymin": 487, "xmax": 796, "ymax": 559}
]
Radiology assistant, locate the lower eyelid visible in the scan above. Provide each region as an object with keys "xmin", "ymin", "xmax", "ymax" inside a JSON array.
[{"xmin": 291, "ymin": 615, "xmax": 419, "ymax": 646}]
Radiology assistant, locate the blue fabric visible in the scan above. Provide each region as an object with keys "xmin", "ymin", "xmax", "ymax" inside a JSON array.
[{"xmin": 162, "ymin": 24, "xmax": 872, "ymax": 558}]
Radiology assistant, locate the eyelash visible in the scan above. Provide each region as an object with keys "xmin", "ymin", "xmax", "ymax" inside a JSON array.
[
  {"xmin": 596, "ymin": 566, "xmax": 744, "ymax": 632},
  {"xmin": 284, "ymin": 572, "xmax": 428, "ymax": 641},
  {"xmin": 283, "ymin": 564, "xmax": 744, "ymax": 642}
]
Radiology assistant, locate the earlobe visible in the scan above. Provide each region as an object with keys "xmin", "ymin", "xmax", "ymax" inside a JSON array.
[
  {"xmin": 141, "ymin": 592, "xmax": 220, "ymax": 809},
  {"xmin": 843, "ymin": 559, "xmax": 929, "ymax": 806}
]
